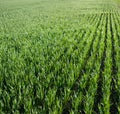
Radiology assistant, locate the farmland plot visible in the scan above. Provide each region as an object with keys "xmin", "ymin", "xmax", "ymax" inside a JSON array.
[{"xmin": 0, "ymin": 0, "xmax": 120, "ymax": 113}]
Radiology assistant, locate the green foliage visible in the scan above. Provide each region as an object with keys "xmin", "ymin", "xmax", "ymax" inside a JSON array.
[{"xmin": 0, "ymin": 0, "xmax": 120, "ymax": 113}]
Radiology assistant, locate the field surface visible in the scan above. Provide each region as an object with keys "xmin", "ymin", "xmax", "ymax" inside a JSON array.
[{"xmin": 0, "ymin": 0, "xmax": 120, "ymax": 114}]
